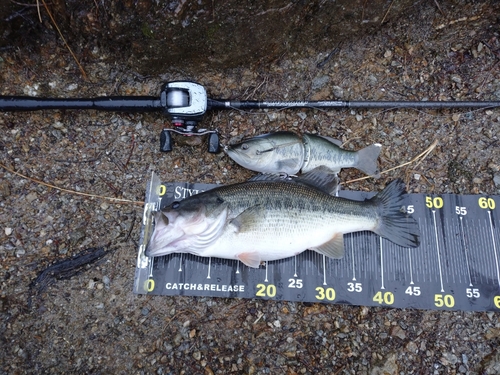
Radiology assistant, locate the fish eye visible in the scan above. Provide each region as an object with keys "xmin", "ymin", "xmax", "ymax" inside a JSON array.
[
  {"xmin": 241, "ymin": 143, "xmax": 249, "ymax": 150},
  {"xmin": 171, "ymin": 201, "xmax": 180, "ymax": 209}
]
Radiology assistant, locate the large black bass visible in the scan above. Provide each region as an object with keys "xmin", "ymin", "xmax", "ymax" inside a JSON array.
[
  {"xmin": 146, "ymin": 168, "xmax": 419, "ymax": 268},
  {"xmin": 224, "ymin": 131, "xmax": 381, "ymax": 177}
]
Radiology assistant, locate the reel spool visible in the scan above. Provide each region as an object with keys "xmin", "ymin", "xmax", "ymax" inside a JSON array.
[{"xmin": 159, "ymin": 81, "xmax": 220, "ymax": 153}]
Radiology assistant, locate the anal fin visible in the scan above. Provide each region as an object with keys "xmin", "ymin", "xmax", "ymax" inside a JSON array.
[
  {"xmin": 237, "ymin": 252, "xmax": 262, "ymax": 268},
  {"xmin": 310, "ymin": 234, "xmax": 344, "ymax": 259}
]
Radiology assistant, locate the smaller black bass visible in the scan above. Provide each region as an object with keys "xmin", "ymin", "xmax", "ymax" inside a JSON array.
[
  {"xmin": 224, "ymin": 131, "xmax": 381, "ymax": 177},
  {"xmin": 146, "ymin": 168, "xmax": 420, "ymax": 268}
]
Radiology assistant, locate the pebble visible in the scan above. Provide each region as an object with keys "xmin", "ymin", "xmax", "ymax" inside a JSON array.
[
  {"xmin": 391, "ymin": 325, "xmax": 406, "ymax": 340},
  {"xmin": 102, "ymin": 275, "xmax": 110, "ymax": 286},
  {"xmin": 332, "ymin": 85, "xmax": 344, "ymax": 98},
  {"xmin": 311, "ymin": 75, "xmax": 330, "ymax": 90},
  {"xmin": 26, "ymin": 192, "xmax": 37, "ymax": 203},
  {"xmin": 493, "ymin": 174, "xmax": 500, "ymax": 188},
  {"xmin": 15, "ymin": 249, "xmax": 25, "ymax": 257},
  {"xmin": 53, "ymin": 121, "xmax": 65, "ymax": 129},
  {"xmin": 441, "ymin": 352, "xmax": 458, "ymax": 365},
  {"xmin": 5, "ymin": 227, "xmax": 12, "ymax": 236}
]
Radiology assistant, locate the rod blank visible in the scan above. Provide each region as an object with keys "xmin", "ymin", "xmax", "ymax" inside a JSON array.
[
  {"xmin": 208, "ymin": 99, "xmax": 500, "ymax": 110},
  {"xmin": 0, "ymin": 96, "xmax": 163, "ymax": 112}
]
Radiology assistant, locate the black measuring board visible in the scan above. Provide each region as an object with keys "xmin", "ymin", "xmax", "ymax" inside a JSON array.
[{"xmin": 134, "ymin": 174, "xmax": 500, "ymax": 312}]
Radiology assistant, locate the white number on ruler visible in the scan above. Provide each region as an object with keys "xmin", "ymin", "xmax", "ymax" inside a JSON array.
[
  {"xmin": 405, "ymin": 286, "xmax": 421, "ymax": 296},
  {"xmin": 455, "ymin": 206, "xmax": 467, "ymax": 215},
  {"xmin": 466, "ymin": 288, "xmax": 480, "ymax": 298},
  {"xmin": 347, "ymin": 282, "xmax": 362, "ymax": 292},
  {"xmin": 288, "ymin": 278, "xmax": 303, "ymax": 288}
]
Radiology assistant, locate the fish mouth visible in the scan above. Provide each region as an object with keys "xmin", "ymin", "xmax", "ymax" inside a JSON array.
[
  {"xmin": 145, "ymin": 211, "xmax": 183, "ymax": 257},
  {"xmin": 224, "ymin": 145, "xmax": 253, "ymax": 163}
]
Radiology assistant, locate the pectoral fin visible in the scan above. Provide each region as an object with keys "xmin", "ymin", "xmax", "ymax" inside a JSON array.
[
  {"xmin": 276, "ymin": 158, "xmax": 302, "ymax": 174},
  {"xmin": 230, "ymin": 205, "xmax": 264, "ymax": 233},
  {"xmin": 237, "ymin": 252, "xmax": 262, "ymax": 268},
  {"xmin": 310, "ymin": 234, "xmax": 344, "ymax": 259}
]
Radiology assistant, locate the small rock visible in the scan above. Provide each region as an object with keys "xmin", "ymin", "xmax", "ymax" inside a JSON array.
[
  {"xmin": 69, "ymin": 230, "xmax": 86, "ymax": 246},
  {"xmin": 102, "ymin": 276, "xmax": 110, "ymax": 286},
  {"xmin": 462, "ymin": 354, "xmax": 468, "ymax": 364},
  {"xmin": 26, "ymin": 192, "xmax": 38, "ymax": 203},
  {"xmin": 406, "ymin": 341, "xmax": 418, "ymax": 353},
  {"xmin": 332, "ymin": 85, "xmax": 344, "ymax": 98},
  {"xmin": 311, "ymin": 75, "xmax": 330, "ymax": 90},
  {"xmin": 5, "ymin": 227, "xmax": 12, "ymax": 236},
  {"xmin": 370, "ymin": 352, "xmax": 398, "ymax": 375},
  {"xmin": 390, "ymin": 325, "xmax": 406, "ymax": 340},
  {"xmin": 368, "ymin": 74, "xmax": 378, "ymax": 84},
  {"xmin": 441, "ymin": 352, "xmax": 458, "ymax": 365},
  {"xmin": 0, "ymin": 180, "xmax": 11, "ymax": 198},
  {"xmin": 493, "ymin": 174, "xmax": 500, "ymax": 188}
]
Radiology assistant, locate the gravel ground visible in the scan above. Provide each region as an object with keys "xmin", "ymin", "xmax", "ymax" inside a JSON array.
[{"xmin": 1, "ymin": 1, "xmax": 500, "ymax": 374}]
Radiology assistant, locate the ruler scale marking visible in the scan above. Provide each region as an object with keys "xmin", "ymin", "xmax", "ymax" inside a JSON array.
[
  {"xmin": 459, "ymin": 217, "xmax": 473, "ymax": 287},
  {"xmin": 487, "ymin": 211, "xmax": 500, "ymax": 288}
]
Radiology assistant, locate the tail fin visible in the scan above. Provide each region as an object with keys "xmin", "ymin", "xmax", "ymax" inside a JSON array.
[
  {"xmin": 356, "ymin": 144, "xmax": 382, "ymax": 178},
  {"xmin": 372, "ymin": 179, "xmax": 420, "ymax": 248}
]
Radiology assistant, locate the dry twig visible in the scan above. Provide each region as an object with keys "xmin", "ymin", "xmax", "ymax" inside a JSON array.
[
  {"xmin": 38, "ymin": 0, "xmax": 88, "ymax": 80},
  {"xmin": 343, "ymin": 139, "xmax": 439, "ymax": 185},
  {"xmin": 0, "ymin": 162, "xmax": 143, "ymax": 205}
]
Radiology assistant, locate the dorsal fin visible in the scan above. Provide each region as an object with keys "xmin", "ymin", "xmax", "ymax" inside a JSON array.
[
  {"xmin": 314, "ymin": 134, "xmax": 343, "ymax": 147},
  {"xmin": 295, "ymin": 166, "xmax": 339, "ymax": 195},
  {"xmin": 247, "ymin": 173, "xmax": 293, "ymax": 182},
  {"xmin": 247, "ymin": 166, "xmax": 339, "ymax": 195}
]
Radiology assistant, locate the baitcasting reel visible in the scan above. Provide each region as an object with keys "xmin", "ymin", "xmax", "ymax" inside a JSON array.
[{"xmin": 158, "ymin": 82, "xmax": 219, "ymax": 153}]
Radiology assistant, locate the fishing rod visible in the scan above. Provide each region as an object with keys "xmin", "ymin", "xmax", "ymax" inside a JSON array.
[{"xmin": 1, "ymin": 81, "xmax": 499, "ymax": 153}]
